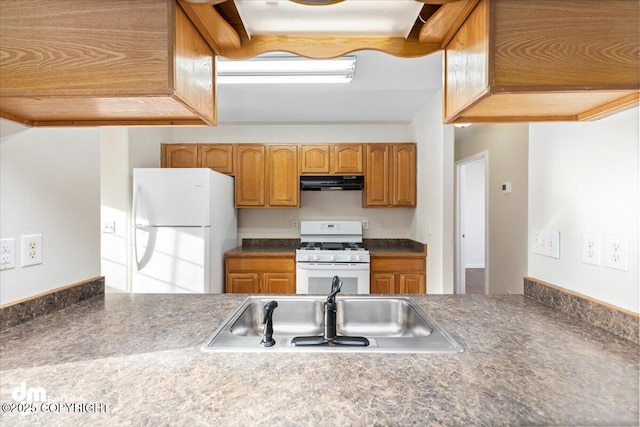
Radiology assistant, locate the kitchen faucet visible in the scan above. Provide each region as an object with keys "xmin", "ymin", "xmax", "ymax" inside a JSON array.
[
  {"xmin": 291, "ymin": 276, "xmax": 369, "ymax": 347},
  {"xmin": 323, "ymin": 275, "xmax": 342, "ymax": 340}
]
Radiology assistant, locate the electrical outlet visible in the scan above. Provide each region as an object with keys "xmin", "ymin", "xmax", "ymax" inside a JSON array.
[
  {"xmin": 605, "ymin": 235, "xmax": 628, "ymax": 271},
  {"xmin": 0, "ymin": 238, "xmax": 15, "ymax": 270},
  {"xmin": 581, "ymin": 233, "xmax": 601, "ymax": 266},
  {"xmin": 532, "ymin": 229, "xmax": 560, "ymax": 259},
  {"xmin": 21, "ymin": 234, "xmax": 42, "ymax": 267},
  {"xmin": 292, "ymin": 220, "xmax": 299, "ymax": 230},
  {"xmin": 362, "ymin": 219, "xmax": 369, "ymax": 230}
]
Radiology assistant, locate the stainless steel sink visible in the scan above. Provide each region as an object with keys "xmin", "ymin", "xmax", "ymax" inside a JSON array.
[{"xmin": 202, "ymin": 296, "xmax": 463, "ymax": 353}]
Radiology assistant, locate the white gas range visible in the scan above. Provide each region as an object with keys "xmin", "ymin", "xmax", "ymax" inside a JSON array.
[{"xmin": 295, "ymin": 220, "xmax": 370, "ymax": 294}]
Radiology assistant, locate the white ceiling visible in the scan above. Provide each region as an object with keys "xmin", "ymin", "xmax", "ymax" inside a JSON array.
[{"xmin": 216, "ymin": 50, "xmax": 444, "ymax": 124}]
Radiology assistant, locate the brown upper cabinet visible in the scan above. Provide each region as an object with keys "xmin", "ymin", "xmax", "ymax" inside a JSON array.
[
  {"xmin": 234, "ymin": 144, "xmax": 299, "ymax": 208},
  {"xmin": 234, "ymin": 145, "xmax": 266, "ymax": 207},
  {"xmin": 267, "ymin": 145, "xmax": 299, "ymax": 208},
  {"xmin": 200, "ymin": 144, "xmax": 234, "ymax": 175},
  {"xmin": 300, "ymin": 144, "xmax": 363, "ymax": 175},
  {"xmin": 444, "ymin": 0, "xmax": 640, "ymax": 124},
  {"xmin": 364, "ymin": 144, "xmax": 416, "ymax": 208},
  {"xmin": 163, "ymin": 142, "xmax": 415, "ymax": 208},
  {"xmin": 161, "ymin": 144, "xmax": 233, "ymax": 175},
  {"xmin": 161, "ymin": 144, "xmax": 198, "ymax": 169},
  {"xmin": 0, "ymin": 0, "xmax": 216, "ymax": 126}
]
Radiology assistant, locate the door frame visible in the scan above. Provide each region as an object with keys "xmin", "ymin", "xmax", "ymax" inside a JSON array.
[{"xmin": 455, "ymin": 151, "xmax": 489, "ymax": 294}]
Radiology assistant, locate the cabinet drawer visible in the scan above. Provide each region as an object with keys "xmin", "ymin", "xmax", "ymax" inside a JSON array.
[
  {"xmin": 370, "ymin": 258, "xmax": 425, "ymax": 272},
  {"xmin": 227, "ymin": 257, "xmax": 295, "ymax": 272}
]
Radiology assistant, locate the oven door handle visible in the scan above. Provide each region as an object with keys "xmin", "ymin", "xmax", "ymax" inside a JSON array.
[{"xmin": 296, "ymin": 263, "xmax": 370, "ymax": 270}]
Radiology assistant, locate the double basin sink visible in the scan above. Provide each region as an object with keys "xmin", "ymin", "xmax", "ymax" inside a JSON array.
[{"xmin": 202, "ymin": 296, "xmax": 463, "ymax": 353}]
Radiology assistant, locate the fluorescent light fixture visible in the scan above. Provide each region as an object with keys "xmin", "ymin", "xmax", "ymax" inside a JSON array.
[{"xmin": 217, "ymin": 55, "xmax": 356, "ymax": 84}]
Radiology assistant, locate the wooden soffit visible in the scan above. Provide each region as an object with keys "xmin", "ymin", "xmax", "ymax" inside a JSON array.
[{"xmin": 179, "ymin": 0, "xmax": 477, "ymax": 59}]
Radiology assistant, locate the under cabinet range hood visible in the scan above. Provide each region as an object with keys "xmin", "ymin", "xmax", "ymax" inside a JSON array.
[{"xmin": 300, "ymin": 176, "xmax": 364, "ymax": 191}]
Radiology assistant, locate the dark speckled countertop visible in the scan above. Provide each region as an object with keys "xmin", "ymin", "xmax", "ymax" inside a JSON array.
[
  {"xmin": 226, "ymin": 239, "xmax": 426, "ymax": 256},
  {"xmin": 0, "ymin": 293, "xmax": 637, "ymax": 426}
]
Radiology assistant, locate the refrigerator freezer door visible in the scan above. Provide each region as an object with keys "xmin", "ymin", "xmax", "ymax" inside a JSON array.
[
  {"xmin": 133, "ymin": 169, "xmax": 210, "ymax": 227},
  {"xmin": 132, "ymin": 226, "xmax": 209, "ymax": 293}
]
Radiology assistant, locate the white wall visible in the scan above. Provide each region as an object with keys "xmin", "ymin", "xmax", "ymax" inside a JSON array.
[
  {"xmin": 239, "ymin": 191, "xmax": 415, "ymax": 240},
  {"xmin": 528, "ymin": 107, "xmax": 639, "ymax": 313},
  {"xmin": 410, "ymin": 89, "xmax": 456, "ymax": 294},
  {"xmin": 100, "ymin": 128, "xmax": 130, "ymax": 292},
  {"xmin": 0, "ymin": 122, "xmax": 101, "ymax": 305},
  {"xmin": 463, "ymin": 159, "xmax": 486, "ymax": 268},
  {"xmin": 455, "ymin": 123, "xmax": 529, "ymax": 294}
]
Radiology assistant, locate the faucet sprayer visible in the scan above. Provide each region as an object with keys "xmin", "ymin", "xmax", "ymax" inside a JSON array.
[{"xmin": 261, "ymin": 301, "xmax": 278, "ymax": 347}]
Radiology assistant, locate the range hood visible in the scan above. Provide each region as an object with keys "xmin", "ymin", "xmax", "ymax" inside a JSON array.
[{"xmin": 300, "ymin": 175, "xmax": 364, "ymax": 191}]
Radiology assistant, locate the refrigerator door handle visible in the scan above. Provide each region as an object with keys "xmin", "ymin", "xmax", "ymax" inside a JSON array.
[{"xmin": 133, "ymin": 185, "xmax": 157, "ymax": 271}]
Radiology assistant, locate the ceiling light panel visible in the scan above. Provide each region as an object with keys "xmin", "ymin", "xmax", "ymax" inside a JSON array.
[
  {"xmin": 234, "ymin": 0, "xmax": 423, "ymax": 38},
  {"xmin": 217, "ymin": 55, "xmax": 357, "ymax": 84}
]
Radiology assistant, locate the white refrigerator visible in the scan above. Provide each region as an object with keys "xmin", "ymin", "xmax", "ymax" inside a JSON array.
[{"xmin": 132, "ymin": 168, "xmax": 237, "ymax": 293}]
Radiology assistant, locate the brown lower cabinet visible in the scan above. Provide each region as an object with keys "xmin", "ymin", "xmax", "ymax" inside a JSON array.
[
  {"xmin": 225, "ymin": 254, "xmax": 296, "ymax": 293},
  {"xmin": 370, "ymin": 256, "xmax": 426, "ymax": 294}
]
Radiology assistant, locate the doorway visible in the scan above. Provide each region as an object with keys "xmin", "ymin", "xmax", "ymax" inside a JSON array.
[{"xmin": 455, "ymin": 152, "xmax": 488, "ymax": 294}]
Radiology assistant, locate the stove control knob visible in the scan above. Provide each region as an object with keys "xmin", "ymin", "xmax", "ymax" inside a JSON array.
[
  {"xmin": 306, "ymin": 254, "xmax": 318, "ymax": 261},
  {"xmin": 330, "ymin": 255, "xmax": 337, "ymax": 261},
  {"xmin": 351, "ymin": 255, "xmax": 362, "ymax": 262}
]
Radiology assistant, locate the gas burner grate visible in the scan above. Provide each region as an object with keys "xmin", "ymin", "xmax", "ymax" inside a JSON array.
[{"xmin": 297, "ymin": 242, "xmax": 367, "ymax": 251}]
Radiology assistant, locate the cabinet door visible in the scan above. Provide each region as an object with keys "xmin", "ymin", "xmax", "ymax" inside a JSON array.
[
  {"xmin": 227, "ymin": 273, "xmax": 260, "ymax": 293},
  {"xmin": 235, "ymin": 145, "xmax": 266, "ymax": 207},
  {"xmin": 392, "ymin": 144, "xmax": 416, "ymax": 207},
  {"xmin": 162, "ymin": 144, "xmax": 198, "ymax": 168},
  {"xmin": 399, "ymin": 274, "xmax": 425, "ymax": 294},
  {"xmin": 332, "ymin": 144, "xmax": 363, "ymax": 174},
  {"xmin": 300, "ymin": 145, "xmax": 330, "ymax": 174},
  {"xmin": 370, "ymin": 273, "xmax": 395, "ymax": 294},
  {"xmin": 268, "ymin": 145, "xmax": 299, "ymax": 207},
  {"xmin": 199, "ymin": 144, "xmax": 233, "ymax": 175},
  {"xmin": 364, "ymin": 144, "xmax": 390, "ymax": 206},
  {"xmin": 263, "ymin": 273, "xmax": 296, "ymax": 294}
]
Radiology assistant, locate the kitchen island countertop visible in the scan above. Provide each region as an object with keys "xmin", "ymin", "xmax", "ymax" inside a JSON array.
[{"xmin": 0, "ymin": 293, "xmax": 637, "ymax": 426}]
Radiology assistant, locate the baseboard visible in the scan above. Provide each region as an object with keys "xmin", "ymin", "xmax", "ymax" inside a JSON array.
[
  {"xmin": 524, "ymin": 277, "xmax": 639, "ymax": 344},
  {"xmin": 0, "ymin": 277, "xmax": 104, "ymax": 331}
]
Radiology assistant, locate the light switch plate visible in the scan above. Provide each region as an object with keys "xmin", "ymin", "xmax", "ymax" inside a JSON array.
[{"xmin": 532, "ymin": 229, "xmax": 560, "ymax": 259}]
